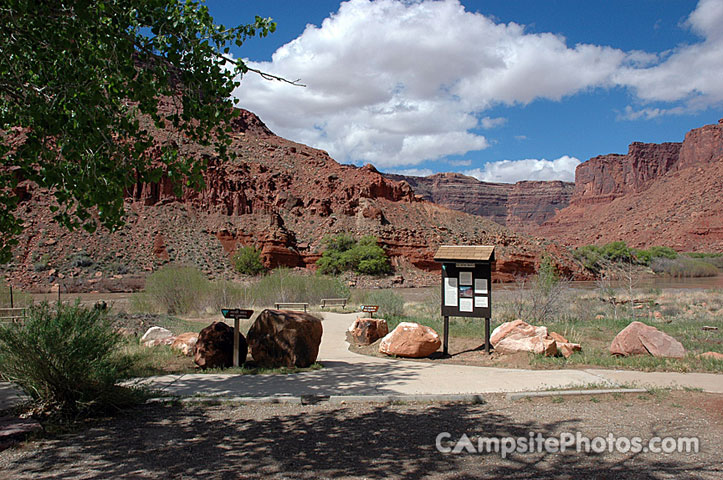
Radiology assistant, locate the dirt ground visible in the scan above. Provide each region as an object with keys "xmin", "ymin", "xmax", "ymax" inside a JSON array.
[{"xmin": 0, "ymin": 390, "xmax": 720, "ymax": 479}]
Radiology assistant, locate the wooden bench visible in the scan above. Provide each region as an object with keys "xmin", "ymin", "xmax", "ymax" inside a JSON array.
[
  {"xmin": 0, "ymin": 307, "xmax": 26, "ymax": 323},
  {"xmin": 320, "ymin": 298, "xmax": 348, "ymax": 309},
  {"xmin": 274, "ymin": 302, "xmax": 310, "ymax": 313}
]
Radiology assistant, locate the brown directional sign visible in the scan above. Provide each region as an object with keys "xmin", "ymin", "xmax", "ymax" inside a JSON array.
[
  {"xmin": 221, "ymin": 308, "xmax": 254, "ymax": 320},
  {"xmin": 361, "ymin": 305, "xmax": 379, "ymax": 313},
  {"xmin": 221, "ymin": 308, "xmax": 254, "ymax": 367}
]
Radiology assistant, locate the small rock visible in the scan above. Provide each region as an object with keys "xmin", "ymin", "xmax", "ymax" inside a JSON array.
[
  {"xmin": 557, "ymin": 342, "xmax": 582, "ymax": 359},
  {"xmin": 495, "ymin": 335, "xmax": 558, "ymax": 357},
  {"xmin": 347, "ymin": 318, "xmax": 389, "ymax": 345},
  {"xmin": 171, "ymin": 332, "xmax": 199, "ymax": 356},
  {"xmin": 141, "ymin": 326, "xmax": 174, "ymax": 347},
  {"xmin": 595, "ymin": 314, "xmax": 605, "ymax": 320},
  {"xmin": 379, "ymin": 322, "xmax": 441, "ymax": 358},
  {"xmin": 549, "ymin": 331, "xmax": 568, "ymax": 344},
  {"xmin": 697, "ymin": 351, "xmax": 723, "ymax": 361}
]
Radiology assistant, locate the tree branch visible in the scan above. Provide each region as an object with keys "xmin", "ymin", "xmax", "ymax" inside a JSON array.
[{"xmin": 220, "ymin": 54, "xmax": 305, "ymax": 87}]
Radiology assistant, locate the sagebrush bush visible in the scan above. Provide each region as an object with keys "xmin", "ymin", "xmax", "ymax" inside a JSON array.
[
  {"xmin": 143, "ymin": 265, "xmax": 211, "ymax": 314},
  {"xmin": 356, "ymin": 290, "xmax": 405, "ymax": 318},
  {"xmin": 651, "ymin": 256, "xmax": 719, "ymax": 277},
  {"xmin": 232, "ymin": 245, "xmax": 265, "ymax": 275},
  {"xmin": 0, "ymin": 302, "xmax": 139, "ymax": 415},
  {"xmin": 249, "ymin": 268, "xmax": 349, "ymax": 305}
]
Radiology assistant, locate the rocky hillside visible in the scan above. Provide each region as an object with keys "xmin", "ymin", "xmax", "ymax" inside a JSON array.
[
  {"xmin": 534, "ymin": 120, "xmax": 723, "ymax": 251},
  {"xmin": 384, "ymin": 172, "xmax": 573, "ymax": 233},
  {"xmin": 4, "ymin": 105, "xmax": 588, "ymax": 292}
]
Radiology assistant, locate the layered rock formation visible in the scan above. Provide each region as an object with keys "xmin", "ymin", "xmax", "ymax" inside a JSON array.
[
  {"xmin": 384, "ymin": 172, "xmax": 573, "ymax": 232},
  {"xmin": 5, "ymin": 104, "xmax": 589, "ymax": 290},
  {"xmin": 536, "ymin": 119, "xmax": 723, "ymax": 251}
]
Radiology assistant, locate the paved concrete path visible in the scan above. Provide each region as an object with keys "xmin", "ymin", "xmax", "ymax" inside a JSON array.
[
  {"xmin": 132, "ymin": 312, "xmax": 723, "ymax": 398},
  {"xmin": 2, "ymin": 312, "xmax": 722, "ymax": 407}
]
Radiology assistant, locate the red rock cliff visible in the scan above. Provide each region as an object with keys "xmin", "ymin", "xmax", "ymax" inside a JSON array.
[{"xmin": 384, "ymin": 172, "xmax": 573, "ymax": 232}]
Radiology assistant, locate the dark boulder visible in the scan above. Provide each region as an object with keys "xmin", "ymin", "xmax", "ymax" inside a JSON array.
[
  {"xmin": 194, "ymin": 322, "xmax": 246, "ymax": 369},
  {"xmin": 247, "ymin": 309, "xmax": 323, "ymax": 368}
]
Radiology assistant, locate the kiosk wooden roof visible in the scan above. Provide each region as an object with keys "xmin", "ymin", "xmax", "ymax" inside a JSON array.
[{"xmin": 433, "ymin": 245, "xmax": 495, "ymax": 262}]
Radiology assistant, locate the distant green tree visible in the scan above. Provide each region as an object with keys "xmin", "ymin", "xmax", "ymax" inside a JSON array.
[
  {"xmin": 316, "ymin": 234, "xmax": 392, "ymax": 276},
  {"xmin": 0, "ymin": 0, "xmax": 297, "ymax": 263},
  {"xmin": 233, "ymin": 245, "xmax": 266, "ymax": 276}
]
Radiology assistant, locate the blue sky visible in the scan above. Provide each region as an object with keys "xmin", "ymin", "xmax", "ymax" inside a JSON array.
[{"xmin": 205, "ymin": 0, "xmax": 723, "ymax": 183}]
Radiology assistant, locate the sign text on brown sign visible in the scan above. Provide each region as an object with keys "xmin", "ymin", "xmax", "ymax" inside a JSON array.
[{"xmin": 361, "ymin": 305, "xmax": 379, "ymax": 313}]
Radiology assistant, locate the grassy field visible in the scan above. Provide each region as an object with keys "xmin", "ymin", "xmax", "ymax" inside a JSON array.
[{"xmin": 386, "ymin": 286, "xmax": 723, "ymax": 373}]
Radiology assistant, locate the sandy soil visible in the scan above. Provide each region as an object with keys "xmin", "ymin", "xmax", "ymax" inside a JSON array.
[{"xmin": 0, "ymin": 391, "xmax": 720, "ymax": 479}]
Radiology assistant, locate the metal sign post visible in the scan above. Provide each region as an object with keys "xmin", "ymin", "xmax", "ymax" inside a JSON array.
[
  {"xmin": 221, "ymin": 308, "xmax": 254, "ymax": 367},
  {"xmin": 434, "ymin": 246, "xmax": 495, "ymax": 356}
]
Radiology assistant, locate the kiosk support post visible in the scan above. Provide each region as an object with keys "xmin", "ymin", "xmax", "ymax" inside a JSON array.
[
  {"xmin": 485, "ymin": 317, "xmax": 491, "ymax": 354},
  {"xmin": 443, "ymin": 315, "xmax": 450, "ymax": 356}
]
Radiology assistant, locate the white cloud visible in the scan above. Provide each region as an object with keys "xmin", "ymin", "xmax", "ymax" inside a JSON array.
[
  {"xmin": 233, "ymin": 0, "xmax": 723, "ymax": 167},
  {"xmin": 615, "ymin": 0, "xmax": 723, "ymax": 112},
  {"xmin": 480, "ymin": 116, "xmax": 507, "ymax": 129},
  {"xmin": 386, "ymin": 167, "xmax": 435, "ymax": 177},
  {"xmin": 448, "ymin": 159, "xmax": 472, "ymax": 167},
  {"xmin": 233, "ymin": 0, "xmax": 625, "ymax": 168},
  {"xmin": 464, "ymin": 156, "xmax": 580, "ymax": 183}
]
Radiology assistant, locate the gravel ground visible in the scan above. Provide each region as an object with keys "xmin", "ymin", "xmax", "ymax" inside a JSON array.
[{"xmin": 0, "ymin": 391, "xmax": 720, "ymax": 479}]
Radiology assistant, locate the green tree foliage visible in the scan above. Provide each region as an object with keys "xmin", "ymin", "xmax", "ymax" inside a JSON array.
[
  {"xmin": 576, "ymin": 241, "xmax": 685, "ymax": 273},
  {"xmin": 0, "ymin": 1, "xmax": 286, "ymax": 262},
  {"xmin": 232, "ymin": 245, "xmax": 266, "ymax": 276},
  {"xmin": 316, "ymin": 234, "xmax": 392, "ymax": 276},
  {"xmin": 0, "ymin": 302, "xmax": 139, "ymax": 415}
]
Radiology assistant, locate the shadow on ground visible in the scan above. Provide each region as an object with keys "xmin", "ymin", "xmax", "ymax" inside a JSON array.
[
  {"xmin": 135, "ymin": 359, "xmax": 433, "ymax": 397},
  {"xmin": 3, "ymin": 401, "xmax": 719, "ymax": 479}
]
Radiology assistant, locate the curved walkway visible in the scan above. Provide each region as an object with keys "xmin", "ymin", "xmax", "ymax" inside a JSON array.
[{"xmin": 134, "ymin": 312, "xmax": 723, "ymax": 398}]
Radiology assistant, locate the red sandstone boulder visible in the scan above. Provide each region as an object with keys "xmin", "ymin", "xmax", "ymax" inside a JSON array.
[
  {"xmin": 172, "ymin": 332, "xmax": 199, "ymax": 356},
  {"xmin": 379, "ymin": 322, "xmax": 441, "ymax": 358},
  {"xmin": 491, "ymin": 320, "xmax": 580, "ymax": 358},
  {"xmin": 698, "ymin": 351, "xmax": 723, "ymax": 361},
  {"xmin": 247, "ymin": 309, "xmax": 323, "ymax": 368},
  {"xmin": 194, "ymin": 322, "xmax": 241, "ymax": 369},
  {"xmin": 491, "ymin": 319, "xmax": 548, "ymax": 345},
  {"xmin": 557, "ymin": 342, "xmax": 582, "ymax": 359},
  {"xmin": 347, "ymin": 318, "xmax": 389, "ymax": 345},
  {"xmin": 609, "ymin": 321, "xmax": 685, "ymax": 358},
  {"xmin": 495, "ymin": 335, "xmax": 558, "ymax": 356}
]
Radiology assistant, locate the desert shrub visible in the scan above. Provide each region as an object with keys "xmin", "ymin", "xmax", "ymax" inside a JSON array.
[
  {"xmin": 0, "ymin": 302, "xmax": 140, "ymax": 415},
  {"xmin": 67, "ymin": 251, "xmax": 94, "ymax": 268},
  {"xmin": 247, "ymin": 268, "xmax": 349, "ymax": 306},
  {"xmin": 316, "ymin": 234, "xmax": 392, "ymax": 276},
  {"xmin": 356, "ymin": 290, "xmax": 405, "ymax": 318},
  {"xmin": 573, "ymin": 245, "xmax": 603, "ymax": 272},
  {"xmin": 599, "ymin": 241, "xmax": 634, "ymax": 263},
  {"xmin": 651, "ymin": 257, "xmax": 719, "ymax": 278},
  {"xmin": 505, "ymin": 257, "xmax": 568, "ymax": 323},
  {"xmin": 143, "ymin": 265, "xmax": 211, "ymax": 314},
  {"xmin": 633, "ymin": 246, "xmax": 678, "ymax": 265},
  {"xmin": 232, "ymin": 245, "xmax": 265, "ymax": 276}
]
